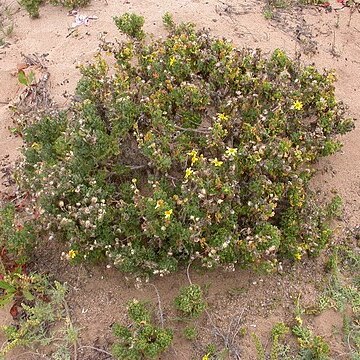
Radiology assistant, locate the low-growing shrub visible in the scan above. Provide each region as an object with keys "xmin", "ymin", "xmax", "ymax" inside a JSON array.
[
  {"xmin": 50, "ymin": 0, "xmax": 90, "ymax": 8},
  {"xmin": 175, "ymin": 284, "xmax": 206, "ymax": 318},
  {"xmin": 0, "ymin": 205, "xmax": 77, "ymax": 357},
  {"xmin": 19, "ymin": 0, "xmax": 42, "ymax": 18},
  {"xmin": 19, "ymin": 0, "xmax": 90, "ymax": 18},
  {"xmin": 292, "ymin": 325, "xmax": 330, "ymax": 359},
  {"xmin": 0, "ymin": 204, "xmax": 35, "ymax": 264},
  {"xmin": 16, "ymin": 13, "xmax": 353, "ymax": 275},
  {"xmin": 114, "ymin": 13, "xmax": 145, "ymax": 40},
  {"xmin": 183, "ymin": 325, "xmax": 198, "ymax": 340},
  {"xmin": 0, "ymin": 2, "xmax": 14, "ymax": 45},
  {"xmin": 112, "ymin": 299, "xmax": 173, "ymax": 359},
  {"xmin": 0, "ymin": 276, "xmax": 69, "ymax": 356}
]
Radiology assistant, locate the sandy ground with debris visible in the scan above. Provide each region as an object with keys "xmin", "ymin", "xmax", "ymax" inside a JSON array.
[{"xmin": 0, "ymin": 0, "xmax": 359, "ymax": 358}]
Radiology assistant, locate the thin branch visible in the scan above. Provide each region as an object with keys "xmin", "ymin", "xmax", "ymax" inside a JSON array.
[
  {"xmin": 204, "ymin": 308, "xmax": 244, "ymax": 359},
  {"xmin": 186, "ymin": 261, "xmax": 193, "ymax": 285},
  {"xmin": 125, "ymin": 164, "xmax": 147, "ymax": 170},
  {"xmin": 147, "ymin": 283, "xmax": 165, "ymax": 328},
  {"xmin": 78, "ymin": 345, "xmax": 113, "ymax": 357},
  {"xmin": 173, "ymin": 124, "xmax": 209, "ymax": 134},
  {"xmin": 63, "ymin": 299, "xmax": 78, "ymax": 360},
  {"xmin": 13, "ymin": 351, "xmax": 51, "ymax": 359},
  {"xmin": 230, "ymin": 309, "xmax": 245, "ymax": 345}
]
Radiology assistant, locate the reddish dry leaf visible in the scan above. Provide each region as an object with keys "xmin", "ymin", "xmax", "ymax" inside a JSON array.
[
  {"xmin": 16, "ymin": 62, "xmax": 28, "ymax": 71},
  {"xmin": 9, "ymin": 303, "xmax": 19, "ymax": 319}
]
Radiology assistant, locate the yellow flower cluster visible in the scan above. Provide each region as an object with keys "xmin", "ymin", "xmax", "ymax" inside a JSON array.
[
  {"xmin": 187, "ymin": 149, "xmax": 199, "ymax": 165},
  {"xmin": 217, "ymin": 113, "xmax": 229, "ymax": 122},
  {"xmin": 185, "ymin": 168, "xmax": 194, "ymax": 179}
]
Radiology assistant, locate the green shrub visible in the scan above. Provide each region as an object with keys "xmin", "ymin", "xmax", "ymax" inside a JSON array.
[
  {"xmin": 183, "ymin": 325, "xmax": 198, "ymax": 340},
  {"xmin": 19, "ymin": 0, "xmax": 42, "ymax": 18},
  {"xmin": 50, "ymin": 0, "xmax": 90, "ymax": 8},
  {"xmin": 292, "ymin": 325, "xmax": 330, "ymax": 360},
  {"xmin": 112, "ymin": 300, "xmax": 173, "ymax": 359},
  {"xmin": 20, "ymin": 0, "xmax": 90, "ymax": 18},
  {"xmin": 16, "ymin": 14, "xmax": 353, "ymax": 275},
  {"xmin": 0, "ymin": 204, "xmax": 35, "ymax": 264},
  {"xmin": 0, "ymin": 277, "xmax": 68, "ymax": 356},
  {"xmin": 175, "ymin": 284, "xmax": 206, "ymax": 318},
  {"xmin": 270, "ymin": 323, "xmax": 290, "ymax": 360},
  {"xmin": 0, "ymin": 3, "xmax": 14, "ymax": 45},
  {"xmin": 114, "ymin": 13, "xmax": 145, "ymax": 40},
  {"xmin": 252, "ymin": 333, "xmax": 266, "ymax": 360}
]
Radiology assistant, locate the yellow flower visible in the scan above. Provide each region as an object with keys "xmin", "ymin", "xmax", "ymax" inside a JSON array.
[
  {"xmin": 144, "ymin": 131, "xmax": 154, "ymax": 142},
  {"xmin": 123, "ymin": 47, "xmax": 132, "ymax": 56},
  {"xmin": 155, "ymin": 199, "xmax": 164, "ymax": 209},
  {"xmin": 225, "ymin": 147, "xmax": 237, "ymax": 157},
  {"xmin": 217, "ymin": 113, "xmax": 229, "ymax": 122},
  {"xmin": 199, "ymin": 237, "xmax": 207, "ymax": 248},
  {"xmin": 202, "ymin": 354, "xmax": 210, "ymax": 360},
  {"xmin": 187, "ymin": 149, "xmax": 199, "ymax": 165},
  {"xmin": 295, "ymin": 316, "xmax": 303, "ymax": 326},
  {"xmin": 327, "ymin": 72, "xmax": 336, "ymax": 82},
  {"xmin": 164, "ymin": 209, "xmax": 173, "ymax": 219},
  {"xmin": 294, "ymin": 252, "xmax": 302, "ymax": 261},
  {"xmin": 211, "ymin": 158, "xmax": 223, "ymax": 167},
  {"xmin": 185, "ymin": 168, "xmax": 194, "ymax": 179},
  {"xmin": 293, "ymin": 100, "xmax": 303, "ymax": 111},
  {"xmin": 68, "ymin": 249, "xmax": 77, "ymax": 259},
  {"xmin": 31, "ymin": 142, "xmax": 42, "ymax": 151},
  {"xmin": 169, "ymin": 56, "xmax": 176, "ymax": 66}
]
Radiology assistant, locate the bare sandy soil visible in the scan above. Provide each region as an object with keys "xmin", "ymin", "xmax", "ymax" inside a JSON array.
[{"xmin": 0, "ymin": 0, "xmax": 359, "ymax": 359}]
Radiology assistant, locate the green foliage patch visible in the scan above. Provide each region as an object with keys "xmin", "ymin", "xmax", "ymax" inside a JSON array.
[
  {"xmin": 0, "ymin": 276, "xmax": 71, "ymax": 357},
  {"xmin": 0, "ymin": 204, "xmax": 35, "ymax": 264},
  {"xmin": 0, "ymin": 2, "xmax": 14, "ymax": 45},
  {"xmin": 175, "ymin": 284, "xmax": 206, "ymax": 318},
  {"xmin": 112, "ymin": 299, "xmax": 173, "ymax": 359},
  {"xmin": 19, "ymin": 0, "xmax": 90, "ymax": 18},
  {"xmin": 16, "ymin": 13, "xmax": 353, "ymax": 275}
]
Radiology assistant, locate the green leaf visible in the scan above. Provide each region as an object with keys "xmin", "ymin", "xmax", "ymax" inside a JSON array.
[
  {"xmin": 27, "ymin": 71, "xmax": 35, "ymax": 85},
  {"xmin": 0, "ymin": 293, "xmax": 14, "ymax": 307},
  {"xmin": 22, "ymin": 289, "xmax": 35, "ymax": 301},
  {"xmin": 18, "ymin": 70, "xmax": 28, "ymax": 86},
  {"xmin": 0, "ymin": 280, "xmax": 16, "ymax": 293}
]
